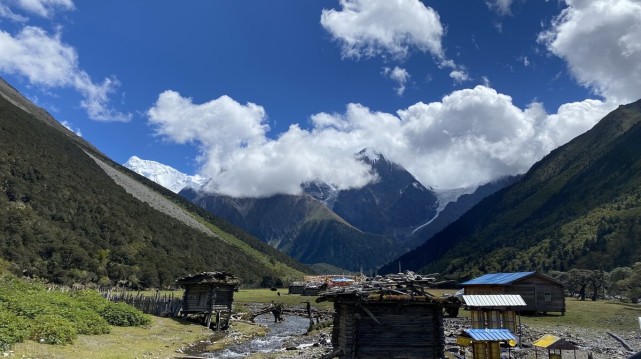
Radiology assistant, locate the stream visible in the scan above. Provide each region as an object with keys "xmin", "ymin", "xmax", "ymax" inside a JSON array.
[{"xmin": 207, "ymin": 314, "xmax": 312, "ymax": 358}]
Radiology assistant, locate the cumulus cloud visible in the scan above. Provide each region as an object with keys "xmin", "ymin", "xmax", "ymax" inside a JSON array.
[
  {"xmin": 320, "ymin": 0, "xmax": 445, "ymax": 60},
  {"xmin": 382, "ymin": 66, "xmax": 410, "ymax": 95},
  {"xmin": 0, "ymin": 26, "xmax": 130, "ymax": 121},
  {"xmin": 148, "ymin": 86, "xmax": 614, "ymax": 197},
  {"xmin": 539, "ymin": 0, "xmax": 641, "ymax": 103}
]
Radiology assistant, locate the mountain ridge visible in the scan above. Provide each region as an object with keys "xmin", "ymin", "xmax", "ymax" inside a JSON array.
[{"xmin": 0, "ymin": 77, "xmax": 310, "ymax": 287}]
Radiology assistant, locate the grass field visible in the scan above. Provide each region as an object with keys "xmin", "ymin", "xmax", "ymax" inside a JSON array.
[
  {"xmin": 234, "ymin": 288, "xmax": 334, "ymax": 311},
  {"xmin": 7, "ymin": 316, "xmax": 215, "ymax": 359},
  {"xmin": 521, "ymin": 297, "xmax": 641, "ymax": 331}
]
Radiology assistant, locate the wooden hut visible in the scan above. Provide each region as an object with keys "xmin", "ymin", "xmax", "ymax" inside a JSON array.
[
  {"xmin": 457, "ymin": 328, "xmax": 518, "ymax": 359},
  {"xmin": 317, "ymin": 282, "xmax": 446, "ymax": 358},
  {"xmin": 288, "ymin": 281, "xmax": 305, "ymax": 295},
  {"xmin": 175, "ymin": 271, "xmax": 239, "ymax": 329},
  {"xmin": 533, "ymin": 334, "xmax": 579, "ymax": 358},
  {"xmin": 461, "ymin": 272, "xmax": 565, "ymax": 315},
  {"xmin": 462, "ymin": 294, "xmax": 526, "ymax": 333},
  {"xmin": 302, "ymin": 282, "xmax": 325, "ymax": 296}
]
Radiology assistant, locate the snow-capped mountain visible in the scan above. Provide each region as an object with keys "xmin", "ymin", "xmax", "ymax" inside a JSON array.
[{"xmin": 123, "ymin": 156, "xmax": 206, "ymax": 193}]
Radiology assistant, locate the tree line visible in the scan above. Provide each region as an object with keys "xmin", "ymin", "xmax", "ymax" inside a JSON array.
[{"xmin": 548, "ymin": 264, "xmax": 641, "ymax": 302}]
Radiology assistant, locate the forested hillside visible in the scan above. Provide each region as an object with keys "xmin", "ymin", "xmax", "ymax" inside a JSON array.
[
  {"xmin": 381, "ymin": 100, "xmax": 641, "ymax": 279},
  {"xmin": 0, "ymin": 91, "xmax": 309, "ymax": 288}
]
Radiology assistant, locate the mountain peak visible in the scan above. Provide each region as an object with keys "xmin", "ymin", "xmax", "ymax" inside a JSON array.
[
  {"xmin": 123, "ymin": 156, "xmax": 206, "ymax": 193},
  {"xmin": 355, "ymin": 147, "xmax": 383, "ymax": 163}
]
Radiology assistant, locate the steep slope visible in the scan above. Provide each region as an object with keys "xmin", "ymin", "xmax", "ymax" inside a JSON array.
[
  {"xmin": 0, "ymin": 81, "xmax": 309, "ymax": 288},
  {"xmin": 380, "ymin": 100, "xmax": 641, "ymax": 278},
  {"xmin": 405, "ymin": 176, "xmax": 520, "ymax": 249},
  {"xmin": 180, "ymin": 189, "xmax": 399, "ymax": 272}
]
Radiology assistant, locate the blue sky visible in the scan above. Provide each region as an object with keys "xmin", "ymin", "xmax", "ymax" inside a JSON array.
[{"xmin": 1, "ymin": 0, "xmax": 640, "ymax": 197}]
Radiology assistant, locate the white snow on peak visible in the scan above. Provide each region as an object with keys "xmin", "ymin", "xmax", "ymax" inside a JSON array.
[
  {"xmin": 355, "ymin": 147, "xmax": 381, "ymax": 162},
  {"xmin": 123, "ymin": 156, "xmax": 206, "ymax": 194}
]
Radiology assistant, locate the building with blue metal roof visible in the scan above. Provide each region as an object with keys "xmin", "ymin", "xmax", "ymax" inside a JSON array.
[
  {"xmin": 457, "ymin": 328, "xmax": 518, "ymax": 359},
  {"xmin": 461, "ymin": 272, "xmax": 536, "ymax": 285},
  {"xmin": 461, "ymin": 272, "xmax": 566, "ymax": 315}
]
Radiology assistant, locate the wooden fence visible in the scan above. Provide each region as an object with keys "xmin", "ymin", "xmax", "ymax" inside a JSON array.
[{"xmin": 101, "ymin": 289, "xmax": 183, "ymax": 317}]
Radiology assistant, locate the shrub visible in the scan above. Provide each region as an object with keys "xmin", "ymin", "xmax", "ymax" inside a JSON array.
[
  {"xmin": 0, "ymin": 308, "xmax": 29, "ymax": 351},
  {"xmin": 99, "ymin": 302, "xmax": 150, "ymax": 327},
  {"xmin": 69, "ymin": 290, "xmax": 109, "ymax": 311},
  {"xmin": 58, "ymin": 307, "xmax": 110, "ymax": 335},
  {"xmin": 28, "ymin": 314, "xmax": 77, "ymax": 345}
]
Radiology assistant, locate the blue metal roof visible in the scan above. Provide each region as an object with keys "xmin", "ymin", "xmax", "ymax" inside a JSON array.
[
  {"xmin": 461, "ymin": 272, "xmax": 535, "ymax": 285},
  {"xmin": 464, "ymin": 329, "xmax": 517, "ymax": 342}
]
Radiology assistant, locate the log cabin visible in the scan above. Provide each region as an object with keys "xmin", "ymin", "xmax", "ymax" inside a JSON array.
[
  {"xmin": 317, "ymin": 282, "xmax": 446, "ymax": 358},
  {"xmin": 175, "ymin": 271, "xmax": 239, "ymax": 329}
]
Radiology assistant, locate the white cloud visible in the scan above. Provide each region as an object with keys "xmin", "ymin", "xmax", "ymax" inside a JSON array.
[
  {"xmin": 14, "ymin": 0, "xmax": 74, "ymax": 18},
  {"xmin": 0, "ymin": 3, "xmax": 28, "ymax": 22},
  {"xmin": 320, "ymin": 0, "xmax": 445, "ymax": 60},
  {"xmin": 60, "ymin": 120, "xmax": 81, "ymax": 136},
  {"xmin": 449, "ymin": 69, "xmax": 471, "ymax": 84},
  {"xmin": 0, "ymin": 26, "xmax": 130, "ymax": 121},
  {"xmin": 383, "ymin": 66, "xmax": 410, "ymax": 95},
  {"xmin": 486, "ymin": 0, "xmax": 513, "ymax": 15},
  {"xmin": 148, "ymin": 86, "xmax": 614, "ymax": 197},
  {"xmin": 539, "ymin": 0, "xmax": 641, "ymax": 103}
]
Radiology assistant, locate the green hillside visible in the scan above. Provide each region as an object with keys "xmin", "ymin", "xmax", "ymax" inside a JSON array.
[
  {"xmin": 0, "ymin": 89, "xmax": 309, "ymax": 288},
  {"xmin": 381, "ymin": 99, "xmax": 641, "ymax": 279}
]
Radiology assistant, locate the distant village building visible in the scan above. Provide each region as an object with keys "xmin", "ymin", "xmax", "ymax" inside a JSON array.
[
  {"xmin": 302, "ymin": 282, "xmax": 325, "ymax": 296},
  {"xmin": 328, "ymin": 277, "xmax": 355, "ymax": 287},
  {"xmin": 317, "ymin": 274, "xmax": 446, "ymax": 359},
  {"xmin": 288, "ymin": 281, "xmax": 305, "ymax": 295},
  {"xmin": 176, "ymin": 271, "xmax": 239, "ymax": 330},
  {"xmin": 461, "ymin": 272, "xmax": 565, "ymax": 315}
]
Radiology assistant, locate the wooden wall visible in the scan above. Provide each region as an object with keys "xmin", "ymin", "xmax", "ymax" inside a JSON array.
[
  {"xmin": 182, "ymin": 284, "xmax": 234, "ymax": 313},
  {"xmin": 331, "ymin": 301, "xmax": 445, "ymax": 359},
  {"xmin": 288, "ymin": 286, "xmax": 304, "ymax": 295}
]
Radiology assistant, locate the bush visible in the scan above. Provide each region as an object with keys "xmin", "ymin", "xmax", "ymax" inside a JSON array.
[
  {"xmin": 58, "ymin": 307, "xmax": 110, "ymax": 335},
  {"xmin": 28, "ymin": 314, "xmax": 77, "ymax": 345},
  {"xmin": 99, "ymin": 302, "xmax": 150, "ymax": 327},
  {"xmin": 69, "ymin": 290, "xmax": 109, "ymax": 311},
  {"xmin": 0, "ymin": 308, "xmax": 29, "ymax": 351}
]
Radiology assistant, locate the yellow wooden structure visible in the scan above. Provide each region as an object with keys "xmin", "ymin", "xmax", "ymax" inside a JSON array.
[{"xmin": 533, "ymin": 334, "xmax": 579, "ymax": 358}]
